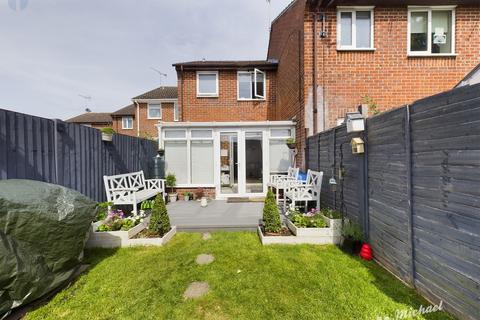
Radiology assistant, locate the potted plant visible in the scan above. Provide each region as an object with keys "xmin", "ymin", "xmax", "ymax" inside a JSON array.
[
  {"xmin": 165, "ymin": 173, "xmax": 177, "ymax": 202},
  {"xmin": 262, "ymin": 190, "xmax": 283, "ymax": 235},
  {"xmin": 341, "ymin": 220, "xmax": 364, "ymax": 255},
  {"xmin": 101, "ymin": 127, "xmax": 115, "ymax": 142},
  {"xmin": 183, "ymin": 191, "xmax": 191, "ymax": 201},
  {"xmin": 286, "ymin": 137, "xmax": 296, "ymax": 149}
]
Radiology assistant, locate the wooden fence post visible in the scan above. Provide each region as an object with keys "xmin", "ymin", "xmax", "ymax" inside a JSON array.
[{"xmin": 405, "ymin": 105, "xmax": 415, "ymax": 287}]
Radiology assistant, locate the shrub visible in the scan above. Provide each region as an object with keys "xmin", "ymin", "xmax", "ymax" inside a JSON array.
[
  {"xmin": 165, "ymin": 173, "xmax": 176, "ymax": 194},
  {"xmin": 342, "ymin": 220, "xmax": 364, "ymax": 242},
  {"xmin": 101, "ymin": 127, "xmax": 115, "ymax": 134},
  {"xmin": 95, "ymin": 202, "xmax": 113, "ymax": 221},
  {"xmin": 321, "ymin": 208, "xmax": 342, "ymax": 219},
  {"xmin": 262, "ymin": 190, "xmax": 281, "ymax": 233},
  {"xmin": 290, "ymin": 213, "xmax": 327, "ymax": 228},
  {"xmin": 148, "ymin": 194, "xmax": 171, "ymax": 236}
]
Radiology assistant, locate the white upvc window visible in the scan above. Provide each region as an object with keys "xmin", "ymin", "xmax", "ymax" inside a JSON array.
[
  {"xmin": 337, "ymin": 6, "xmax": 375, "ymax": 50},
  {"xmin": 237, "ymin": 69, "xmax": 266, "ymax": 100},
  {"xmin": 269, "ymin": 128, "xmax": 294, "ymax": 174},
  {"xmin": 408, "ymin": 6, "xmax": 456, "ymax": 56},
  {"xmin": 197, "ymin": 71, "xmax": 219, "ymax": 97},
  {"xmin": 163, "ymin": 129, "xmax": 214, "ymax": 186},
  {"xmin": 173, "ymin": 102, "xmax": 179, "ymax": 121},
  {"xmin": 122, "ymin": 116, "xmax": 133, "ymax": 129},
  {"xmin": 147, "ymin": 103, "xmax": 162, "ymax": 119}
]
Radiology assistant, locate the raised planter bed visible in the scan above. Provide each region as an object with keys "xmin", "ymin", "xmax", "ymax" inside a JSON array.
[
  {"xmin": 86, "ymin": 220, "xmax": 147, "ymax": 248},
  {"xmin": 258, "ymin": 214, "xmax": 342, "ymax": 245},
  {"xmin": 127, "ymin": 226, "xmax": 177, "ymax": 247}
]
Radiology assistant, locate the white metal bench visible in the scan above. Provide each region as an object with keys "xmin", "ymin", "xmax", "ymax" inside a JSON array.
[
  {"xmin": 284, "ymin": 170, "xmax": 323, "ymax": 212},
  {"xmin": 103, "ymin": 170, "xmax": 165, "ymax": 214},
  {"xmin": 268, "ymin": 167, "xmax": 300, "ymax": 206}
]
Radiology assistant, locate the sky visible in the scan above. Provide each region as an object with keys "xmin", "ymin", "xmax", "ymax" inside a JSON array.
[{"xmin": 0, "ymin": 0, "xmax": 292, "ymax": 120}]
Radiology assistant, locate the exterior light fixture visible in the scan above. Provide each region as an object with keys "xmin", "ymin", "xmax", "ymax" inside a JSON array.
[
  {"xmin": 329, "ymin": 177, "xmax": 337, "ymax": 192},
  {"xmin": 345, "ymin": 112, "xmax": 365, "ymax": 133}
]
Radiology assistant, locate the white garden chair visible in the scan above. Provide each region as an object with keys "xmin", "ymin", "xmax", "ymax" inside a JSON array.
[
  {"xmin": 284, "ymin": 170, "xmax": 323, "ymax": 213},
  {"xmin": 268, "ymin": 167, "xmax": 300, "ymax": 206}
]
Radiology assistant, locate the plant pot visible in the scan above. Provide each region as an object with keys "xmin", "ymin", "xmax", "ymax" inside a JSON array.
[
  {"xmin": 200, "ymin": 197, "xmax": 208, "ymax": 207},
  {"xmin": 341, "ymin": 238, "xmax": 363, "ymax": 255},
  {"xmin": 286, "ymin": 143, "xmax": 296, "ymax": 150},
  {"xmin": 102, "ymin": 132, "xmax": 113, "ymax": 142},
  {"xmin": 168, "ymin": 193, "xmax": 178, "ymax": 203},
  {"xmin": 184, "ymin": 196, "xmax": 190, "ymax": 201}
]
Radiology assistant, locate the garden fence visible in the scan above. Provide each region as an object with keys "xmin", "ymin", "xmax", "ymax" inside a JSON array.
[
  {"xmin": 0, "ymin": 109, "xmax": 157, "ymax": 202},
  {"xmin": 306, "ymin": 83, "xmax": 480, "ymax": 320}
]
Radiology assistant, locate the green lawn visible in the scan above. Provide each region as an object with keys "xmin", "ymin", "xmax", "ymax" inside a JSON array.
[{"xmin": 26, "ymin": 232, "xmax": 454, "ymax": 320}]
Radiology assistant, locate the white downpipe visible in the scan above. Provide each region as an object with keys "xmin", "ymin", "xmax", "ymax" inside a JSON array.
[{"xmin": 134, "ymin": 100, "xmax": 140, "ymax": 137}]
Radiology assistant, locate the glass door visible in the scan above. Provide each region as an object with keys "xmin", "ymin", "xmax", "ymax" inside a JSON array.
[
  {"xmin": 245, "ymin": 132, "xmax": 263, "ymax": 193},
  {"xmin": 219, "ymin": 132, "xmax": 239, "ymax": 195}
]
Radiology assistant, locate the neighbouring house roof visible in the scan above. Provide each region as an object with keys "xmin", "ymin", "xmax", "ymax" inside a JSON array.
[
  {"xmin": 111, "ymin": 104, "xmax": 136, "ymax": 117},
  {"xmin": 308, "ymin": 0, "xmax": 479, "ymax": 7},
  {"xmin": 456, "ymin": 63, "xmax": 480, "ymax": 88},
  {"xmin": 66, "ymin": 112, "xmax": 112, "ymax": 124},
  {"xmin": 173, "ymin": 60, "xmax": 279, "ymax": 71},
  {"xmin": 132, "ymin": 86, "xmax": 178, "ymax": 100}
]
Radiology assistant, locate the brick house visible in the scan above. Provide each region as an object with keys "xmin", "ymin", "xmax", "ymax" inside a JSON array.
[
  {"xmin": 268, "ymin": 0, "xmax": 480, "ymax": 165},
  {"xmin": 158, "ymin": 60, "xmax": 295, "ymax": 199},
  {"xmin": 67, "ymin": 0, "xmax": 479, "ymax": 200},
  {"xmin": 65, "ymin": 112, "xmax": 112, "ymax": 129},
  {"xmin": 110, "ymin": 86, "xmax": 178, "ymax": 138}
]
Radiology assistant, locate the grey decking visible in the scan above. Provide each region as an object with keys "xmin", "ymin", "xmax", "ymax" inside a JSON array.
[{"xmin": 168, "ymin": 200, "xmax": 263, "ymax": 232}]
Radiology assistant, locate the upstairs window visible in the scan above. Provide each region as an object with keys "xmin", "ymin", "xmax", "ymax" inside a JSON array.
[
  {"xmin": 122, "ymin": 116, "xmax": 133, "ymax": 129},
  {"xmin": 197, "ymin": 71, "xmax": 218, "ymax": 97},
  {"xmin": 337, "ymin": 7, "xmax": 374, "ymax": 50},
  {"xmin": 408, "ymin": 6, "xmax": 455, "ymax": 56},
  {"xmin": 147, "ymin": 103, "xmax": 161, "ymax": 119},
  {"xmin": 238, "ymin": 69, "xmax": 266, "ymax": 100}
]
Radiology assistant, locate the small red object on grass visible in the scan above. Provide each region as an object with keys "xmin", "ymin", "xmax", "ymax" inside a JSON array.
[{"xmin": 360, "ymin": 243, "xmax": 373, "ymax": 261}]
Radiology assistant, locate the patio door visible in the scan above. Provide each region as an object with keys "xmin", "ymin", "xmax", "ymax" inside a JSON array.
[
  {"xmin": 219, "ymin": 132, "xmax": 239, "ymax": 195},
  {"xmin": 218, "ymin": 130, "xmax": 266, "ymax": 198}
]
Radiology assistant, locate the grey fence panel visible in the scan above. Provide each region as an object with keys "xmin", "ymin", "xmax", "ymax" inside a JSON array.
[
  {"xmin": 367, "ymin": 107, "xmax": 411, "ymax": 284},
  {"xmin": 305, "ymin": 84, "xmax": 480, "ymax": 320},
  {"xmin": 0, "ymin": 109, "xmax": 56, "ymax": 182},
  {"xmin": 0, "ymin": 109, "xmax": 157, "ymax": 202},
  {"xmin": 410, "ymin": 88, "xmax": 480, "ymax": 320}
]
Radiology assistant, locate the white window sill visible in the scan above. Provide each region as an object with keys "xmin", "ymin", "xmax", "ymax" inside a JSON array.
[
  {"xmin": 237, "ymin": 98, "xmax": 266, "ymax": 102},
  {"xmin": 122, "ymin": 128, "xmax": 133, "ymax": 130},
  {"xmin": 197, "ymin": 94, "xmax": 219, "ymax": 98},
  {"xmin": 175, "ymin": 184, "xmax": 215, "ymax": 188},
  {"xmin": 147, "ymin": 117, "xmax": 162, "ymax": 120},
  {"xmin": 337, "ymin": 48, "xmax": 376, "ymax": 51},
  {"xmin": 407, "ymin": 53, "xmax": 457, "ymax": 57}
]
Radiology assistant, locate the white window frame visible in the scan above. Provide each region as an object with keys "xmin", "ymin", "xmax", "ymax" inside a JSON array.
[
  {"xmin": 337, "ymin": 6, "xmax": 375, "ymax": 51},
  {"xmin": 121, "ymin": 116, "xmax": 133, "ymax": 130},
  {"xmin": 173, "ymin": 102, "xmax": 179, "ymax": 121},
  {"xmin": 237, "ymin": 70, "xmax": 266, "ymax": 101},
  {"xmin": 407, "ymin": 6, "xmax": 456, "ymax": 57},
  {"xmin": 147, "ymin": 103, "xmax": 162, "ymax": 120},
  {"xmin": 196, "ymin": 71, "xmax": 219, "ymax": 97}
]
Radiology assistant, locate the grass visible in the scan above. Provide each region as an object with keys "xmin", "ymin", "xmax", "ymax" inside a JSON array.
[{"xmin": 25, "ymin": 232, "xmax": 454, "ymax": 320}]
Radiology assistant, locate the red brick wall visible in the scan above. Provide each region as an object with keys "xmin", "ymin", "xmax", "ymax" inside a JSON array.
[
  {"xmin": 177, "ymin": 70, "xmax": 276, "ymax": 122},
  {"xmin": 111, "ymin": 102, "xmax": 177, "ymax": 138},
  {"xmin": 304, "ymin": 6, "xmax": 480, "ymax": 129},
  {"xmin": 112, "ymin": 116, "xmax": 136, "ymax": 136},
  {"xmin": 268, "ymin": 0, "xmax": 307, "ymax": 168}
]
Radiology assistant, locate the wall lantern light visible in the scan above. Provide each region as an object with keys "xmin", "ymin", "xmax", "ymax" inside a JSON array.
[
  {"xmin": 345, "ymin": 112, "xmax": 365, "ymax": 133},
  {"xmin": 329, "ymin": 177, "xmax": 337, "ymax": 192}
]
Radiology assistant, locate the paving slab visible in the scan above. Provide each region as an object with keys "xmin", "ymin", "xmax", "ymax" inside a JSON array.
[
  {"xmin": 196, "ymin": 254, "xmax": 214, "ymax": 265},
  {"xmin": 183, "ymin": 282, "xmax": 209, "ymax": 299}
]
